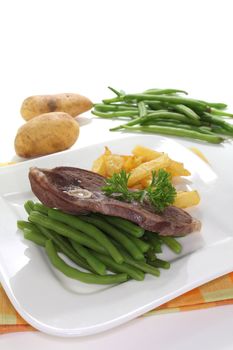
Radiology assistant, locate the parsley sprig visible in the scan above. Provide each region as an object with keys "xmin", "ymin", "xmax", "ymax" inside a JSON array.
[{"xmin": 102, "ymin": 169, "xmax": 176, "ymax": 212}]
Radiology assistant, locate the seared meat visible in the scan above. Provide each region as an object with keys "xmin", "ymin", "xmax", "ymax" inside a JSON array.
[{"xmin": 29, "ymin": 166, "xmax": 201, "ymax": 236}]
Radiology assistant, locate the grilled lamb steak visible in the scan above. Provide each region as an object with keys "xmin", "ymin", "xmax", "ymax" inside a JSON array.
[{"xmin": 29, "ymin": 166, "xmax": 201, "ymax": 236}]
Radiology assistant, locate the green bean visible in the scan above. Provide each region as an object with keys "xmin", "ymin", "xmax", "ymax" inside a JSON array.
[
  {"xmin": 95, "ymin": 87, "xmax": 233, "ymax": 144},
  {"xmin": 147, "ymin": 239, "xmax": 162, "ymax": 253},
  {"xmin": 103, "ymin": 215, "xmax": 144, "ymax": 238},
  {"xmin": 108, "ymin": 86, "xmax": 121, "ymax": 97},
  {"xmin": 109, "ymin": 118, "xmax": 140, "ymax": 131},
  {"xmin": 48, "ymin": 209, "xmax": 124, "ymax": 264},
  {"xmin": 92, "ymin": 110, "xmax": 138, "ymax": 119},
  {"xmin": 210, "ymin": 108, "xmax": 233, "ymax": 118},
  {"xmin": 92, "ymin": 251, "xmax": 145, "ymax": 281},
  {"xmin": 110, "ymin": 109, "xmax": 173, "ymax": 131},
  {"xmin": 199, "ymin": 126, "xmax": 214, "ymax": 135},
  {"xmin": 142, "ymin": 118, "xmax": 180, "ymax": 125},
  {"xmin": 37, "ymin": 224, "xmax": 95, "ymax": 272},
  {"xmin": 202, "ymin": 102, "xmax": 227, "ymax": 109},
  {"xmin": 121, "ymin": 125, "xmax": 224, "ymax": 144},
  {"xmin": 69, "ymin": 240, "xmax": 106, "ymax": 275},
  {"xmin": 119, "ymin": 103, "xmax": 138, "ymax": 108},
  {"xmin": 24, "ymin": 200, "xmax": 35, "ymax": 215},
  {"xmin": 17, "ymin": 220, "xmax": 41, "ymax": 234},
  {"xmin": 169, "ymin": 104, "xmax": 200, "ymax": 122},
  {"xmin": 19, "ymin": 214, "xmax": 95, "ymax": 272},
  {"xmin": 146, "ymin": 247, "xmax": 157, "ymax": 261},
  {"xmin": 123, "ymin": 94, "xmax": 208, "ymax": 110},
  {"xmin": 23, "ymin": 227, "xmax": 47, "ymax": 247},
  {"xmin": 148, "ymin": 258, "xmax": 170, "ymax": 269},
  {"xmin": 194, "ymin": 126, "xmax": 216, "ymax": 135},
  {"xmin": 94, "ymin": 104, "xmax": 138, "ymax": 112},
  {"xmin": 141, "ymin": 120, "xmax": 186, "ymax": 128},
  {"xmin": 144, "ymin": 88, "xmax": 188, "ymax": 95},
  {"xmin": 80, "ymin": 214, "xmax": 144, "ymax": 260},
  {"xmin": 210, "ymin": 125, "xmax": 233, "ymax": 137},
  {"xmin": 110, "ymin": 111, "xmax": 201, "ymax": 132},
  {"xmin": 145, "ymin": 111, "xmax": 197, "ymax": 124},
  {"xmin": 29, "ymin": 211, "xmax": 107, "ymax": 255},
  {"xmin": 124, "ymin": 232, "xmax": 150, "ymax": 253},
  {"xmin": 115, "ymin": 244, "xmax": 160, "ymax": 277},
  {"xmin": 145, "ymin": 112, "xmax": 200, "ymax": 125},
  {"xmin": 142, "ymin": 121, "xmax": 215, "ymax": 135},
  {"xmin": 138, "ymin": 101, "xmax": 147, "ymax": 118},
  {"xmin": 202, "ymin": 113, "xmax": 233, "ymax": 134},
  {"xmin": 45, "ymin": 240, "xmax": 128, "ymax": 285},
  {"xmin": 153, "ymin": 101, "xmax": 204, "ymax": 115},
  {"xmin": 144, "ymin": 231, "xmax": 162, "ymax": 253},
  {"xmin": 33, "ymin": 202, "xmax": 49, "ymax": 215},
  {"xmin": 145, "ymin": 101, "xmax": 165, "ymax": 110},
  {"xmin": 102, "ymin": 96, "xmax": 124, "ymax": 104},
  {"xmin": 159, "ymin": 236, "xmax": 182, "ymax": 254}
]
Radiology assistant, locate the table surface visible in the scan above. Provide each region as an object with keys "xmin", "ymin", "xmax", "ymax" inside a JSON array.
[{"xmin": 1, "ymin": 0, "xmax": 233, "ymax": 348}]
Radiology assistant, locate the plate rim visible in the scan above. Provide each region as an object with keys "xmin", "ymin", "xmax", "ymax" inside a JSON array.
[{"xmin": 1, "ymin": 134, "xmax": 233, "ymax": 337}]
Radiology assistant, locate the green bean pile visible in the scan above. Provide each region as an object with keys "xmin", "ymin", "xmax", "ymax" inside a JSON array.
[
  {"xmin": 92, "ymin": 87, "xmax": 233, "ymax": 144},
  {"xmin": 17, "ymin": 200, "xmax": 182, "ymax": 285}
]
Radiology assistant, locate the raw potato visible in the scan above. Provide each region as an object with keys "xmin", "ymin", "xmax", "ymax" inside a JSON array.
[
  {"xmin": 20, "ymin": 93, "xmax": 93, "ymax": 121},
  {"xmin": 14, "ymin": 112, "xmax": 79, "ymax": 158}
]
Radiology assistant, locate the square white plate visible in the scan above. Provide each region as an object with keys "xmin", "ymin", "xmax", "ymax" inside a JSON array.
[{"xmin": 0, "ymin": 135, "xmax": 233, "ymax": 337}]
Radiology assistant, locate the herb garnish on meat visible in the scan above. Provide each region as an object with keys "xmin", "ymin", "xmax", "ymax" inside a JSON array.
[{"xmin": 102, "ymin": 169, "xmax": 176, "ymax": 212}]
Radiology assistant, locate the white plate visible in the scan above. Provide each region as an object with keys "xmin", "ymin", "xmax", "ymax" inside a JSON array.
[{"xmin": 0, "ymin": 135, "xmax": 233, "ymax": 337}]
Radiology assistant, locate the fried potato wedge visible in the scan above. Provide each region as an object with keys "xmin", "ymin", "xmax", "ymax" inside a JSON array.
[
  {"xmin": 132, "ymin": 145, "xmax": 162, "ymax": 161},
  {"xmin": 92, "ymin": 147, "xmax": 111, "ymax": 176},
  {"xmin": 173, "ymin": 190, "xmax": 200, "ymax": 208},
  {"xmin": 92, "ymin": 145, "xmax": 199, "ymax": 209},
  {"xmin": 122, "ymin": 155, "xmax": 144, "ymax": 172},
  {"xmin": 104, "ymin": 155, "xmax": 124, "ymax": 177},
  {"xmin": 127, "ymin": 153, "xmax": 171, "ymax": 187},
  {"xmin": 166, "ymin": 160, "xmax": 191, "ymax": 177},
  {"xmin": 92, "ymin": 155, "xmax": 106, "ymax": 176},
  {"xmin": 132, "ymin": 145, "xmax": 190, "ymax": 176}
]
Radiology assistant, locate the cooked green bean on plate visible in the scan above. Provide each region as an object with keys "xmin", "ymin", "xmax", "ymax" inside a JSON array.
[{"xmin": 18, "ymin": 200, "xmax": 182, "ymax": 285}]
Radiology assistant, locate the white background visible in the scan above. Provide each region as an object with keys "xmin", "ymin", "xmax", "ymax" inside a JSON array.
[{"xmin": 0, "ymin": 0, "xmax": 233, "ymax": 349}]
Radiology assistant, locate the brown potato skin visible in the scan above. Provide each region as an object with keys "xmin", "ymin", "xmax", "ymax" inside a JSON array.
[
  {"xmin": 15, "ymin": 112, "xmax": 79, "ymax": 158},
  {"xmin": 20, "ymin": 93, "xmax": 93, "ymax": 121}
]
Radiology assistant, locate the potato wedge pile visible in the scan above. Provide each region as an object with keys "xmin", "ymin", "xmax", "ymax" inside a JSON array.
[{"xmin": 92, "ymin": 145, "xmax": 200, "ymax": 209}]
